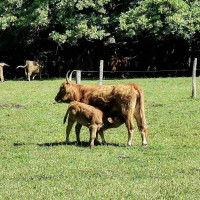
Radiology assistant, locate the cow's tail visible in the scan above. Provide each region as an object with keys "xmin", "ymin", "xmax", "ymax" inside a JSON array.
[
  {"xmin": 16, "ymin": 64, "xmax": 26, "ymax": 69},
  {"xmin": 138, "ymin": 88, "xmax": 148, "ymax": 138},
  {"xmin": 63, "ymin": 107, "xmax": 71, "ymax": 124}
]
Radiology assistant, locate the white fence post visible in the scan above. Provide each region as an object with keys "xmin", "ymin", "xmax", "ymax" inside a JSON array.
[
  {"xmin": 99, "ymin": 60, "xmax": 104, "ymax": 85},
  {"xmin": 192, "ymin": 58, "xmax": 197, "ymax": 98},
  {"xmin": 76, "ymin": 70, "xmax": 81, "ymax": 84}
]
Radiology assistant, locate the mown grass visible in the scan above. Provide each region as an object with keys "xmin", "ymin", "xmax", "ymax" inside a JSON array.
[{"xmin": 0, "ymin": 77, "xmax": 200, "ymax": 200}]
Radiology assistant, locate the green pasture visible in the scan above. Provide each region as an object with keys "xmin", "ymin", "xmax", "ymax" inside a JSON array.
[{"xmin": 0, "ymin": 78, "xmax": 200, "ymax": 200}]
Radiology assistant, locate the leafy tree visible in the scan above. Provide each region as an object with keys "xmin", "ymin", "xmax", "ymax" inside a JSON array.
[
  {"xmin": 118, "ymin": 0, "xmax": 200, "ymax": 39},
  {"xmin": 0, "ymin": 0, "xmax": 200, "ymax": 74}
]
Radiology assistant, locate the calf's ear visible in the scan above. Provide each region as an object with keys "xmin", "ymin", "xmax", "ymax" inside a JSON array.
[{"xmin": 107, "ymin": 117, "xmax": 114, "ymax": 123}]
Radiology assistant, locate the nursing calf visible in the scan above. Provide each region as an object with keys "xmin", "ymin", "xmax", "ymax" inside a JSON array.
[{"xmin": 63, "ymin": 101, "xmax": 117, "ymax": 149}]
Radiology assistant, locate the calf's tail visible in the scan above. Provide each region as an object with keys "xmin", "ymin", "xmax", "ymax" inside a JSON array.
[{"xmin": 63, "ymin": 107, "xmax": 71, "ymax": 124}]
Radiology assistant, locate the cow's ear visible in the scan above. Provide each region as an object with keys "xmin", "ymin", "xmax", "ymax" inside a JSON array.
[{"xmin": 107, "ymin": 117, "xmax": 114, "ymax": 123}]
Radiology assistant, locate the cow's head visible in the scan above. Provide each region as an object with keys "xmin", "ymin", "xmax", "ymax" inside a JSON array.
[{"xmin": 55, "ymin": 71, "xmax": 80, "ymax": 103}]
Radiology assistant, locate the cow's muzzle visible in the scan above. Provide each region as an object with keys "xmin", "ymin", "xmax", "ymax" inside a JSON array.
[{"xmin": 55, "ymin": 96, "xmax": 61, "ymax": 103}]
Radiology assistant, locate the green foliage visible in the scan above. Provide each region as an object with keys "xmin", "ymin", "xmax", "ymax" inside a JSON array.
[
  {"xmin": 0, "ymin": 0, "xmax": 200, "ymax": 45},
  {"xmin": 118, "ymin": 0, "xmax": 200, "ymax": 40},
  {"xmin": 0, "ymin": 78, "xmax": 200, "ymax": 199}
]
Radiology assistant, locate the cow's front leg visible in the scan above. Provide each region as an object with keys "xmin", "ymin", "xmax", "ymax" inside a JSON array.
[
  {"xmin": 39, "ymin": 72, "xmax": 42, "ymax": 80},
  {"xmin": 32, "ymin": 74, "xmax": 36, "ymax": 80},
  {"xmin": 99, "ymin": 129, "xmax": 107, "ymax": 145},
  {"xmin": 75, "ymin": 123, "xmax": 82, "ymax": 145},
  {"xmin": 125, "ymin": 113, "xmax": 135, "ymax": 146},
  {"xmin": 94, "ymin": 132, "xmax": 101, "ymax": 145}
]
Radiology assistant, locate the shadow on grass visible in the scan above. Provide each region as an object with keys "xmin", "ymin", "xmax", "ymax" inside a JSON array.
[
  {"xmin": 13, "ymin": 141, "xmax": 125, "ymax": 148},
  {"xmin": 37, "ymin": 141, "xmax": 124, "ymax": 148}
]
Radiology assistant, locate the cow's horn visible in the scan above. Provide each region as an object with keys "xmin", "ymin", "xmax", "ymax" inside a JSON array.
[
  {"xmin": 69, "ymin": 70, "xmax": 75, "ymax": 81},
  {"xmin": 66, "ymin": 70, "xmax": 71, "ymax": 82}
]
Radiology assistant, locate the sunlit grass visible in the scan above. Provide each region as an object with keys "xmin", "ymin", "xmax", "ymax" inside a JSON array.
[{"xmin": 0, "ymin": 77, "xmax": 200, "ymax": 199}]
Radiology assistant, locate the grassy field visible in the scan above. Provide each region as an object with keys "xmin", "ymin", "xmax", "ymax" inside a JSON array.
[{"xmin": 0, "ymin": 77, "xmax": 200, "ymax": 200}]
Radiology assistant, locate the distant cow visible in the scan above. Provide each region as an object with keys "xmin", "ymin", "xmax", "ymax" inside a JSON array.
[
  {"xmin": 55, "ymin": 71, "xmax": 148, "ymax": 146},
  {"xmin": 108, "ymin": 57, "xmax": 131, "ymax": 71},
  {"xmin": 0, "ymin": 62, "xmax": 9, "ymax": 82},
  {"xmin": 17, "ymin": 60, "xmax": 43, "ymax": 81},
  {"xmin": 63, "ymin": 101, "xmax": 121, "ymax": 149}
]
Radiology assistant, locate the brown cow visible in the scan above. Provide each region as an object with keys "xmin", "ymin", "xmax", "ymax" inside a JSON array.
[
  {"xmin": 63, "ymin": 101, "xmax": 118, "ymax": 149},
  {"xmin": 0, "ymin": 63, "xmax": 9, "ymax": 82},
  {"xmin": 55, "ymin": 72, "xmax": 148, "ymax": 146},
  {"xmin": 108, "ymin": 57, "xmax": 131, "ymax": 71},
  {"xmin": 17, "ymin": 60, "xmax": 43, "ymax": 81}
]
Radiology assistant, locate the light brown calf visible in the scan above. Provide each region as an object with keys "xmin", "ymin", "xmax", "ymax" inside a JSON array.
[
  {"xmin": 63, "ymin": 101, "xmax": 117, "ymax": 149},
  {"xmin": 17, "ymin": 60, "xmax": 43, "ymax": 81},
  {"xmin": 0, "ymin": 63, "xmax": 9, "ymax": 82}
]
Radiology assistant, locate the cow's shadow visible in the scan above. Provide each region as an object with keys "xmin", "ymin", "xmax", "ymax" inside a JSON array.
[
  {"xmin": 14, "ymin": 141, "xmax": 124, "ymax": 148},
  {"xmin": 37, "ymin": 141, "xmax": 123, "ymax": 148}
]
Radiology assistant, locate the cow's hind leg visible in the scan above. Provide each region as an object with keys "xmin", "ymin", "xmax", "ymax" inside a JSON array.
[
  {"xmin": 75, "ymin": 123, "xmax": 82, "ymax": 145},
  {"xmin": 134, "ymin": 108, "xmax": 148, "ymax": 146},
  {"xmin": 27, "ymin": 72, "xmax": 31, "ymax": 81},
  {"xmin": 125, "ymin": 113, "xmax": 135, "ymax": 146},
  {"xmin": 0, "ymin": 74, "xmax": 4, "ymax": 82}
]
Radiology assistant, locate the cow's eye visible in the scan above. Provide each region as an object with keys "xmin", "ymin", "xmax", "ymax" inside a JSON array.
[{"xmin": 61, "ymin": 86, "xmax": 65, "ymax": 91}]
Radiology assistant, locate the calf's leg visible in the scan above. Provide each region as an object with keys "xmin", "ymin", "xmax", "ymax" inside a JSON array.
[
  {"xmin": 75, "ymin": 123, "xmax": 82, "ymax": 144},
  {"xmin": 89, "ymin": 125, "xmax": 98, "ymax": 149},
  {"xmin": 66, "ymin": 115, "xmax": 75, "ymax": 144}
]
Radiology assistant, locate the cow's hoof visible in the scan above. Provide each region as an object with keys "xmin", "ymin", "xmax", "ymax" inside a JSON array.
[
  {"xmin": 75, "ymin": 141, "xmax": 81, "ymax": 146},
  {"xmin": 102, "ymin": 142, "xmax": 108, "ymax": 146},
  {"xmin": 64, "ymin": 141, "xmax": 69, "ymax": 145},
  {"xmin": 127, "ymin": 142, "xmax": 132, "ymax": 147},
  {"xmin": 94, "ymin": 140, "xmax": 101, "ymax": 145},
  {"xmin": 142, "ymin": 143, "xmax": 148, "ymax": 146}
]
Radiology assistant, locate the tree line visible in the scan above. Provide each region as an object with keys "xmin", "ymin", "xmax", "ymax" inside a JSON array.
[{"xmin": 0, "ymin": 0, "xmax": 200, "ymax": 78}]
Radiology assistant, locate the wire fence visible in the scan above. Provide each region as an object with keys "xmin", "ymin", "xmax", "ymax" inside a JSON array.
[{"xmin": 80, "ymin": 69, "xmax": 200, "ymax": 79}]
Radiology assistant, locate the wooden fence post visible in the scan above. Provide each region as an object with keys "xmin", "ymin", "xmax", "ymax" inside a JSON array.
[
  {"xmin": 76, "ymin": 70, "xmax": 81, "ymax": 84},
  {"xmin": 192, "ymin": 58, "xmax": 197, "ymax": 98},
  {"xmin": 99, "ymin": 60, "xmax": 104, "ymax": 85}
]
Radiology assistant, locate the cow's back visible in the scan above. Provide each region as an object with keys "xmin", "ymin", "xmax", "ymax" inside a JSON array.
[
  {"xmin": 81, "ymin": 83, "xmax": 139, "ymax": 116},
  {"xmin": 26, "ymin": 61, "xmax": 41, "ymax": 73}
]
